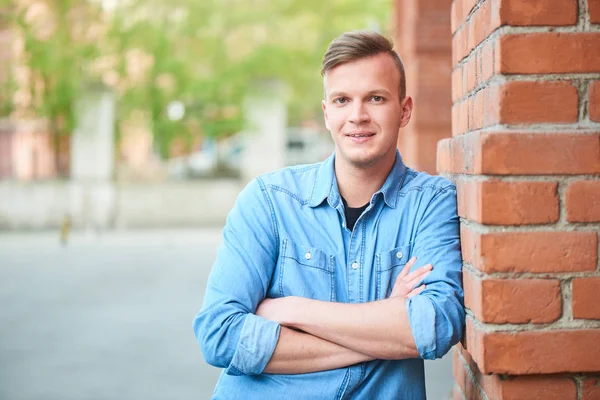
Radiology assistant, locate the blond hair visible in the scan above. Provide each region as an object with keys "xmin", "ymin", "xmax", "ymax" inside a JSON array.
[{"xmin": 321, "ymin": 30, "xmax": 406, "ymax": 100}]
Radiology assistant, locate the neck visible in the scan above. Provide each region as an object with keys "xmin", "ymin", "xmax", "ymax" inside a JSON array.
[{"xmin": 335, "ymin": 153, "xmax": 396, "ymax": 208}]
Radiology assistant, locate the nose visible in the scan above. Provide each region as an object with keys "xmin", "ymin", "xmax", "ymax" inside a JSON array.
[{"xmin": 348, "ymin": 102, "xmax": 370, "ymax": 125}]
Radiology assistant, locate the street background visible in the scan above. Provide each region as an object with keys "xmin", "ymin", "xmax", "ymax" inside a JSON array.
[{"xmin": 0, "ymin": 229, "xmax": 452, "ymax": 400}]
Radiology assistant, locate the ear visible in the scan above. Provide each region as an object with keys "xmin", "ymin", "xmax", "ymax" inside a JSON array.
[
  {"xmin": 322, "ymin": 100, "xmax": 330, "ymax": 131},
  {"xmin": 399, "ymin": 96, "xmax": 413, "ymax": 128}
]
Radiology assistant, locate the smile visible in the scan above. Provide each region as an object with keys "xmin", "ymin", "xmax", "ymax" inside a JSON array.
[{"xmin": 346, "ymin": 132, "xmax": 375, "ymax": 138}]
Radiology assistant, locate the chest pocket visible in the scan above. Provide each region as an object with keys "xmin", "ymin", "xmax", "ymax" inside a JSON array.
[
  {"xmin": 277, "ymin": 239, "xmax": 335, "ymax": 302},
  {"xmin": 375, "ymin": 244, "xmax": 412, "ymax": 300}
]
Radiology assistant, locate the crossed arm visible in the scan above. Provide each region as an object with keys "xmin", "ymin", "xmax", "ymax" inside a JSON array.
[
  {"xmin": 193, "ymin": 180, "xmax": 464, "ymax": 377},
  {"xmin": 259, "ymin": 257, "xmax": 432, "ymax": 374}
]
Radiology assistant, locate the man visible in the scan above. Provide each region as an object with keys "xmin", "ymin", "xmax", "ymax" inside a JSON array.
[{"xmin": 193, "ymin": 30, "xmax": 465, "ymax": 399}]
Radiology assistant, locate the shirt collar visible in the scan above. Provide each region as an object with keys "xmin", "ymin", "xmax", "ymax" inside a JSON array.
[{"xmin": 308, "ymin": 150, "xmax": 407, "ymax": 209}]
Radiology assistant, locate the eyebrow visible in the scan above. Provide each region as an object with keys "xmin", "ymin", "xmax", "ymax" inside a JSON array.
[{"xmin": 328, "ymin": 89, "xmax": 393, "ymax": 99}]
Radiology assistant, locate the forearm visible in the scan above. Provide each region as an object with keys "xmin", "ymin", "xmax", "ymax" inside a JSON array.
[
  {"xmin": 263, "ymin": 326, "xmax": 373, "ymax": 374},
  {"xmin": 283, "ymin": 297, "xmax": 419, "ymax": 360}
]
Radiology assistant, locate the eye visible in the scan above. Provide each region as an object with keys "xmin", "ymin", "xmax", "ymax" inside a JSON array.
[
  {"xmin": 370, "ymin": 95, "xmax": 384, "ymax": 103},
  {"xmin": 333, "ymin": 97, "xmax": 348, "ymax": 105}
]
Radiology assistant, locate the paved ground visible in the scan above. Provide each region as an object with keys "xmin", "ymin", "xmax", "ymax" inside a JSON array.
[{"xmin": 0, "ymin": 229, "xmax": 453, "ymax": 400}]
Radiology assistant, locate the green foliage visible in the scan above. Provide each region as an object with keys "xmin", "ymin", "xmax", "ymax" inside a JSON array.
[
  {"xmin": 13, "ymin": 0, "xmax": 101, "ymax": 137},
  {"xmin": 13, "ymin": 0, "xmax": 391, "ymax": 159}
]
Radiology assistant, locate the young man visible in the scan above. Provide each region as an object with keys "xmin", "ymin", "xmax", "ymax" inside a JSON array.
[{"xmin": 193, "ymin": 30, "xmax": 465, "ymax": 399}]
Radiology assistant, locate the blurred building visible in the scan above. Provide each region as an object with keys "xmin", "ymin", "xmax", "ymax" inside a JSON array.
[
  {"xmin": 0, "ymin": 120, "xmax": 57, "ymax": 180},
  {"xmin": 395, "ymin": 0, "xmax": 452, "ymax": 175}
]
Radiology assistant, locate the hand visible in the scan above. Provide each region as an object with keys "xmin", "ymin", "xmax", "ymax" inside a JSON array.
[{"xmin": 389, "ymin": 257, "xmax": 432, "ymax": 299}]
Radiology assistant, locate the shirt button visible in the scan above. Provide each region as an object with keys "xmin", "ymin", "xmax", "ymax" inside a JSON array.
[
  {"xmin": 396, "ymin": 251, "xmax": 403, "ymax": 259},
  {"xmin": 351, "ymin": 262, "xmax": 359, "ymax": 270},
  {"xmin": 305, "ymin": 252, "xmax": 312, "ymax": 260}
]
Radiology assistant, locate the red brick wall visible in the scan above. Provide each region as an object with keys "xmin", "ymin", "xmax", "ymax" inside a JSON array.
[
  {"xmin": 395, "ymin": 0, "xmax": 453, "ymax": 175},
  {"xmin": 438, "ymin": 0, "xmax": 600, "ymax": 398}
]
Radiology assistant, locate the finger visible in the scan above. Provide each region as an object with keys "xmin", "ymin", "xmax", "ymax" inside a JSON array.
[
  {"xmin": 406, "ymin": 284, "xmax": 426, "ymax": 298},
  {"xmin": 398, "ymin": 256, "xmax": 417, "ymax": 278},
  {"xmin": 406, "ymin": 270, "xmax": 432, "ymax": 290},
  {"xmin": 404, "ymin": 263, "xmax": 433, "ymax": 282}
]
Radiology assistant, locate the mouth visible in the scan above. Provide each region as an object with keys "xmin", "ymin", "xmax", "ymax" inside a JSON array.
[{"xmin": 345, "ymin": 131, "xmax": 375, "ymax": 138}]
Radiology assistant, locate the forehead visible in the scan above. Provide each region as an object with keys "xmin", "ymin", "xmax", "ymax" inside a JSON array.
[{"xmin": 323, "ymin": 53, "xmax": 400, "ymax": 98}]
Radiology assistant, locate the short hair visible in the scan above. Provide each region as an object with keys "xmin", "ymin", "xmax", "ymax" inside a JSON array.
[{"xmin": 321, "ymin": 30, "xmax": 406, "ymax": 100}]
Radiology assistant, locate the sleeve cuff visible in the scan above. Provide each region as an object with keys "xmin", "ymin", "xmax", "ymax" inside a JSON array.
[
  {"xmin": 406, "ymin": 296, "xmax": 437, "ymax": 360},
  {"xmin": 226, "ymin": 313, "xmax": 281, "ymax": 376}
]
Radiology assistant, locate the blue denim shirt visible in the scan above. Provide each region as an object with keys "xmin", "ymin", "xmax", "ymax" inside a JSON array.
[{"xmin": 193, "ymin": 151, "xmax": 465, "ymax": 399}]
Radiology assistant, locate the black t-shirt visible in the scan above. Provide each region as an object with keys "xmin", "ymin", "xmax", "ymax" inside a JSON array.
[{"xmin": 341, "ymin": 197, "xmax": 369, "ymax": 231}]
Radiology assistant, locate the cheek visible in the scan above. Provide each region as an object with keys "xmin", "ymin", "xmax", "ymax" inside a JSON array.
[
  {"xmin": 377, "ymin": 111, "xmax": 402, "ymax": 131},
  {"xmin": 326, "ymin": 112, "xmax": 346, "ymax": 130}
]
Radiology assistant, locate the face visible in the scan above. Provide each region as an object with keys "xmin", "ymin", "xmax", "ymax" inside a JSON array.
[{"xmin": 322, "ymin": 53, "xmax": 412, "ymax": 170}]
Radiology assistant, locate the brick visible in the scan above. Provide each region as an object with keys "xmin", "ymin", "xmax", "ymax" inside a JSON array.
[
  {"xmin": 463, "ymin": 0, "xmax": 479, "ymax": 21},
  {"xmin": 457, "ymin": 179, "xmax": 559, "ymax": 225},
  {"xmin": 465, "ymin": 379, "xmax": 484, "ymax": 400},
  {"xmin": 480, "ymin": 40, "xmax": 494, "ymax": 83},
  {"xmin": 475, "ymin": 48, "xmax": 482, "ymax": 88},
  {"xmin": 590, "ymin": 81, "xmax": 600, "ymax": 122},
  {"xmin": 500, "ymin": 376, "xmax": 577, "ymax": 399},
  {"xmin": 437, "ymin": 131, "xmax": 600, "ymax": 175},
  {"xmin": 499, "ymin": 0, "xmax": 578, "ymax": 26},
  {"xmin": 453, "ymin": 347, "xmax": 468, "ymax": 395},
  {"xmin": 475, "ymin": 81, "xmax": 579, "ymax": 126},
  {"xmin": 468, "ymin": 11, "xmax": 477, "ymax": 56},
  {"xmin": 459, "ymin": 224, "xmax": 480, "ymax": 267},
  {"xmin": 456, "ymin": 343, "xmax": 490, "ymax": 400},
  {"xmin": 456, "ymin": 341, "xmax": 576, "ymax": 399},
  {"xmin": 497, "ymin": 33, "xmax": 600, "ymax": 74},
  {"xmin": 467, "ymin": 56, "xmax": 477, "ymax": 93},
  {"xmin": 566, "ymin": 181, "xmax": 600, "ymax": 222},
  {"xmin": 436, "ymin": 134, "xmax": 463, "ymax": 173},
  {"xmin": 590, "ymin": 0, "xmax": 600, "ymax": 24},
  {"xmin": 582, "ymin": 377, "xmax": 600, "ymax": 400},
  {"xmin": 453, "ymin": 26, "xmax": 470, "ymax": 65},
  {"xmin": 472, "ymin": 90, "xmax": 483, "ymax": 130},
  {"xmin": 461, "ymin": 65, "xmax": 468, "ymax": 102},
  {"xmin": 490, "ymin": 0, "xmax": 502, "ymax": 31},
  {"xmin": 468, "ymin": 96, "xmax": 476, "ymax": 133},
  {"xmin": 451, "ymin": 0, "xmax": 462, "ymax": 34},
  {"xmin": 460, "ymin": 227, "xmax": 598, "ymax": 274},
  {"xmin": 464, "ymin": 269, "xmax": 562, "ymax": 323},
  {"xmin": 457, "ymin": 99, "xmax": 468, "ymax": 135},
  {"xmin": 466, "ymin": 320, "xmax": 600, "ymax": 374},
  {"xmin": 482, "ymin": 85, "xmax": 501, "ymax": 128},
  {"xmin": 481, "ymin": 230, "xmax": 597, "ymax": 273},
  {"xmin": 452, "ymin": 30, "xmax": 460, "ymax": 66},
  {"xmin": 573, "ymin": 278, "xmax": 600, "ymax": 320},
  {"xmin": 498, "ymin": 81, "xmax": 578, "ymax": 124},
  {"xmin": 452, "ymin": 103, "xmax": 459, "ymax": 136},
  {"xmin": 452, "ymin": 67, "xmax": 463, "ymax": 102},
  {"xmin": 470, "ymin": 1, "xmax": 490, "ymax": 51},
  {"xmin": 480, "ymin": 132, "xmax": 600, "ymax": 174}
]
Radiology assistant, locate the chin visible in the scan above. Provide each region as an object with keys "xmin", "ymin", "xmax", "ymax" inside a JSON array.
[
  {"xmin": 346, "ymin": 154, "xmax": 380, "ymax": 169},
  {"xmin": 340, "ymin": 148, "xmax": 395, "ymax": 170}
]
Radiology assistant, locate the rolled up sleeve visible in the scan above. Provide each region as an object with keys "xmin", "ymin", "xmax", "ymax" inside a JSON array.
[
  {"xmin": 406, "ymin": 185, "xmax": 465, "ymax": 360},
  {"xmin": 192, "ymin": 178, "xmax": 281, "ymax": 375}
]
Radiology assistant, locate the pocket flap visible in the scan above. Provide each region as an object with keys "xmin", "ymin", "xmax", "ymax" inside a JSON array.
[
  {"xmin": 377, "ymin": 244, "xmax": 411, "ymax": 272},
  {"xmin": 282, "ymin": 240, "xmax": 331, "ymax": 273}
]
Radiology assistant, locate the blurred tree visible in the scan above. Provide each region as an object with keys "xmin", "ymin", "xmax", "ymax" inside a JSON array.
[
  {"xmin": 11, "ymin": 0, "xmax": 102, "ymax": 176},
  {"xmin": 8, "ymin": 0, "xmax": 390, "ymax": 163},
  {"xmin": 105, "ymin": 0, "xmax": 391, "ymax": 158}
]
